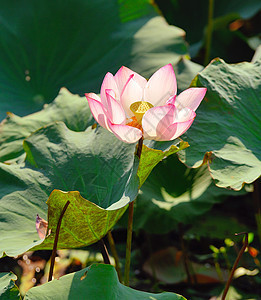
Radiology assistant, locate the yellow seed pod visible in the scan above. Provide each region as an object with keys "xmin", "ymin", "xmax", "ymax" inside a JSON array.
[{"xmin": 130, "ymin": 101, "xmax": 153, "ymax": 123}]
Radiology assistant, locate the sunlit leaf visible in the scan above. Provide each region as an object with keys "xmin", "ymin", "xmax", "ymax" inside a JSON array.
[
  {"xmin": 178, "ymin": 59, "xmax": 261, "ymax": 190},
  {"xmin": 0, "ymin": 88, "xmax": 93, "ymax": 162},
  {"xmin": 24, "ymin": 264, "xmax": 186, "ymax": 300},
  {"xmin": 138, "ymin": 140, "xmax": 189, "ymax": 187},
  {"xmin": 41, "ymin": 190, "xmax": 128, "ymax": 250},
  {"xmin": 0, "ymin": 273, "xmax": 20, "ymax": 300},
  {"xmin": 252, "ymin": 45, "xmax": 261, "ymax": 62}
]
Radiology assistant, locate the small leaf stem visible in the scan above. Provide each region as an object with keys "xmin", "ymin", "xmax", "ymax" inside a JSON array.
[
  {"xmin": 221, "ymin": 233, "xmax": 248, "ymax": 300},
  {"xmin": 179, "ymin": 224, "xmax": 197, "ymax": 285},
  {"xmin": 124, "ymin": 137, "xmax": 143, "ymax": 286},
  {"xmin": 48, "ymin": 200, "xmax": 70, "ymax": 282},
  {"xmin": 107, "ymin": 230, "xmax": 123, "ymax": 282},
  {"xmin": 204, "ymin": 0, "xmax": 214, "ymax": 66},
  {"xmin": 98, "ymin": 238, "xmax": 111, "ymax": 264}
]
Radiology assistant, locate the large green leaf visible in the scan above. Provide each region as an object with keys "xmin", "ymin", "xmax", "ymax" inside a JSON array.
[
  {"xmin": 0, "ymin": 273, "xmax": 20, "ymax": 300},
  {"xmin": 0, "ymin": 123, "xmax": 139, "ymax": 257},
  {"xmin": 119, "ymin": 0, "xmax": 155, "ymax": 22},
  {"xmin": 24, "ymin": 264, "xmax": 186, "ymax": 300},
  {"xmin": 0, "ymin": 88, "xmax": 94, "ymax": 162},
  {"xmin": 129, "ymin": 155, "xmax": 241, "ymax": 234},
  {"xmin": 0, "ymin": 0, "xmax": 187, "ymax": 120},
  {"xmin": 178, "ymin": 59, "xmax": 261, "ymax": 190}
]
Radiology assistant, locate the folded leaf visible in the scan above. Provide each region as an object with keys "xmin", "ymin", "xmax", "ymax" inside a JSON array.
[{"xmin": 0, "ymin": 123, "xmax": 139, "ymax": 257}]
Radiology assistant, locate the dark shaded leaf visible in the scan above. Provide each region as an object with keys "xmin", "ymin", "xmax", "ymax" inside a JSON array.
[{"xmin": 0, "ymin": 0, "xmax": 188, "ymax": 120}]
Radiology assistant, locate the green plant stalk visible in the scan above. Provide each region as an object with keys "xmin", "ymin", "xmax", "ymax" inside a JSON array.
[
  {"xmin": 221, "ymin": 249, "xmax": 231, "ymax": 271},
  {"xmin": 107, "ymin": 230, "xmax": 122, "ymax": 282},
  {"xmin": 48, "ymin": 200, "xmax": 70, "ymax": 281},
  {"xmin": 124, "ymin": 137, "xmax": 143, "ymax": 286},
  {"xmin": 214, "ymin": 254, "xmax": 223, "ymax": 282},
  {"xmin": 98, "ymin": 239, "xmax": 111, "ymax": 264},
  {"xmin": 210, "ymin": 245, "xmax": 223, "ymax": 281},
  {"xmin": 204, "ymin": 0, "xmax": 214, "ymax": 66},
  {"xmin": 221, "ymin": 233, "xmax": 248, "ymax": 300}
]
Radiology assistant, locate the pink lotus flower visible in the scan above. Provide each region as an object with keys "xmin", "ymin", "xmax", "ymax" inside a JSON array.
[{"xmin": 85, "ymin": 64, "xmax": 206, "ymax": 143}]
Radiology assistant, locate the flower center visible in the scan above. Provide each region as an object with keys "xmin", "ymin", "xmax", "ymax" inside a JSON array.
[
  {"xmin": 127, "ymin": 116, "xmax": 143, "ymax": 132},
  {"xmin": 130, "ymin": 101, "xmax": 154, "ymax": 124}
]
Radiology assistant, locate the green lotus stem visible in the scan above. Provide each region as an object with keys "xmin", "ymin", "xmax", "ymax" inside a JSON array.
[
  {"xmin": 48, "ymin": 200, "xmax": 70, "ymax": 282},
  {"xmin": 253, "ymin": 179, "xmax": 261, "ymax": 244},
  {"xmin": 124, "ymin": 137, "xmax": 143, "ymax": 286},
  {"xmin": 221, "ymin": 233, "xmax": 248, "ymax": 300},
  {"xmin": 124, "ymin": 201, "xmax": 135, "ymax": 286},
  {"xmin": 107, "ymin": 230, "xmax": 123, "ymax": 282},
  {"xmin": 204, "ymin": 0, "xmax": 214, "ymax": 66},
  {"xmin": 98, "ymin": 238, "xmax": 111, "ymax": 264}
]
